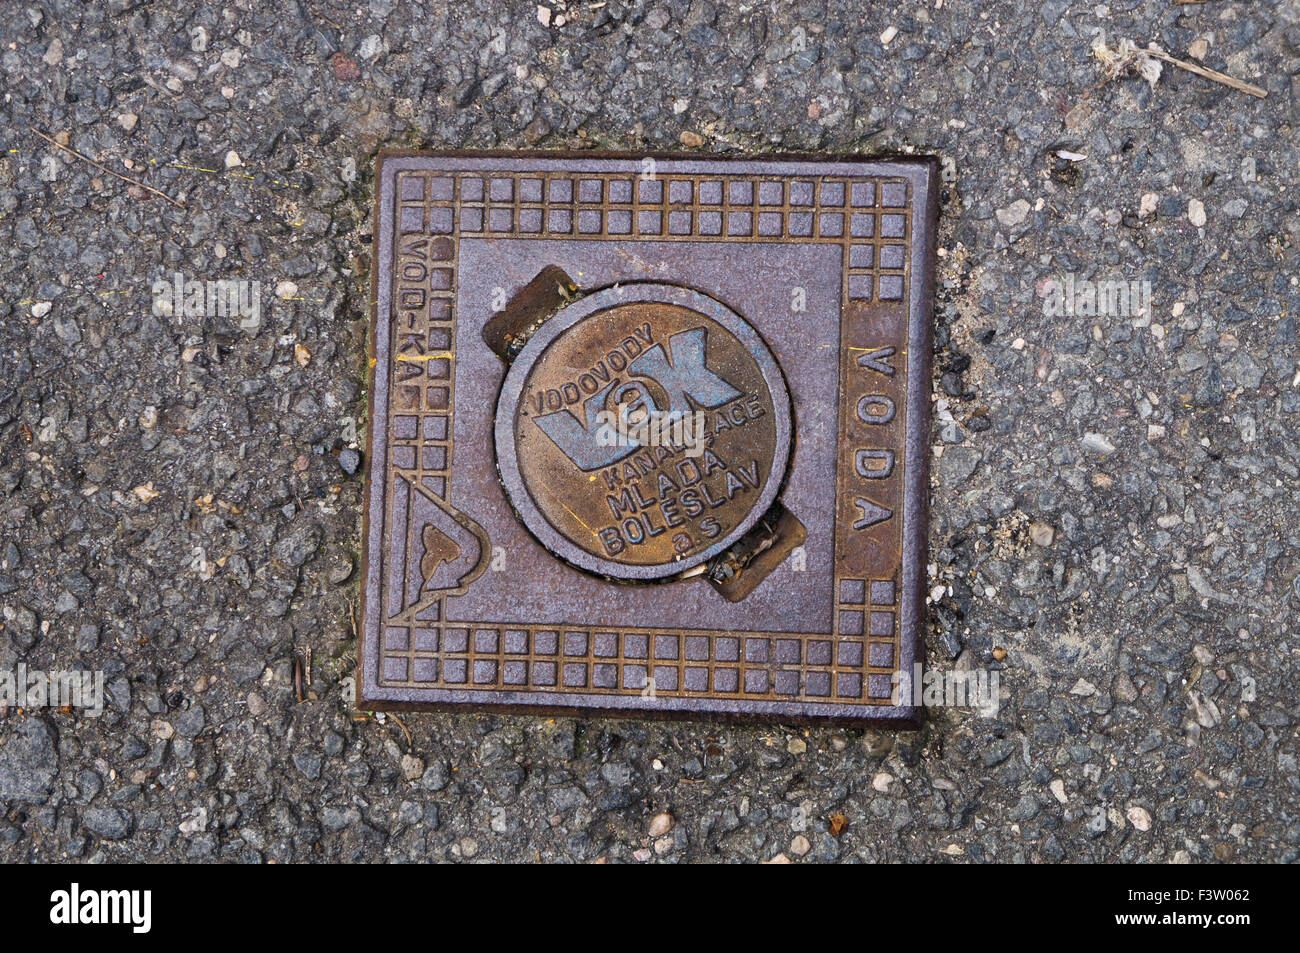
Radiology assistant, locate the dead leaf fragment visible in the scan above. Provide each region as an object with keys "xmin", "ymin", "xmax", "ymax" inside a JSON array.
[
  {"xmin": 133, "ymin": 482, "xmax": 160, "ymax": 503},
  {"xmin": 1091, "ymin": 34, "xmax": 1162, "ymax": 88}
]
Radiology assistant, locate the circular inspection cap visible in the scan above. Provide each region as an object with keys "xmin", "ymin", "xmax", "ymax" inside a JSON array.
[{"xmin": 494, "ymin": 283, "xmax": 793, "ymax": 581}]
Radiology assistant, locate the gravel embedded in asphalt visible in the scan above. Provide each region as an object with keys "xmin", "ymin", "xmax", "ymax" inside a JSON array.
[{"xmin": 0, "ymin": 0, "xmax": 1297, "ymax": 863}]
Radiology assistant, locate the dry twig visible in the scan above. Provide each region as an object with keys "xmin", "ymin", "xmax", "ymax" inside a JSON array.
[
  {"xmin": 1144, "ymin": 48, "xmax": 1267, "ymax": 99},
  {"xmin": 29, "ymin": 126, "xmax": 185, "ymax": 206}
]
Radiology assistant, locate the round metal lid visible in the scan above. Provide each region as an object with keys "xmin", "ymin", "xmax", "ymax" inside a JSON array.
[{"xmin": 494, "ymin": 283, "xmax": 793, "ymax": 581}]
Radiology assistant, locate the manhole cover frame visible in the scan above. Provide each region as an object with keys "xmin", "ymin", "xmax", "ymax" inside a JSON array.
[{"xmin": 359, "ymin": 151, "xmax": 939, "ymax": 726}]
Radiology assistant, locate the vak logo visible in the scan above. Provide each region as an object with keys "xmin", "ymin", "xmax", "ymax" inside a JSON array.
[
  {"xmin": 49, "ymin": 883, "xmax": 152, "ymax": 934},
  {"xmin": 532, "ymin": 326, "xmax": 741, "ymax": 471}
]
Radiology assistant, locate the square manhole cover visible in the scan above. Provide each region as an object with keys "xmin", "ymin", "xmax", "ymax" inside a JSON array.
[{"xmin": 359, "ymin": 152, "xmax": 937, "ymax": 724}]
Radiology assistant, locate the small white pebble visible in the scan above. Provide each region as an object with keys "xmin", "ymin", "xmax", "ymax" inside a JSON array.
[
  {"xmin": 1081, "ymin": 432, "xmax": 1116, "ymax": 455},
  {"xmin": 42, "ymin": 38, "xmax": 63, "ymax": 66},
  {"xmin": 400, "ymin": 754, "xmax": 424, "ymax": 781},
  {"xmin": 357, "ymin": 35, "xmax": 384, "ymax": 61},
  {"xmin": 996, "ymin": 199, "xmax": 1031, "ymax": 228}
]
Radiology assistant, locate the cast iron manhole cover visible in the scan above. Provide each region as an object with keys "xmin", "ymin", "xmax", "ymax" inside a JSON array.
[
  {"xmin": 360, "ymin": 152, "xmax": 938, "ymax": 724},
  {"xmin": 495, "ymin": 281, "xmax": 793, "ymax": 580}
]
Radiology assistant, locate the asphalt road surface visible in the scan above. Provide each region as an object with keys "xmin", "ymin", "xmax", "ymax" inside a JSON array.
[{"xmin": 1, "ymin": 0, "xmax": 1297, "ymax": 863}]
